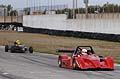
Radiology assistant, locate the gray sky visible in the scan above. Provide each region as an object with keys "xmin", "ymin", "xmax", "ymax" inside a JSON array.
[{"xmin": 0, "ymin": 0, "xmax": 120, "ymax": 9}]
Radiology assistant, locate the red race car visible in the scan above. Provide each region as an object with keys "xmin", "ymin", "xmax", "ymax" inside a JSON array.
[{"xmin": 58, "ymin": 46, "xmax": 114, "ymax": 70}]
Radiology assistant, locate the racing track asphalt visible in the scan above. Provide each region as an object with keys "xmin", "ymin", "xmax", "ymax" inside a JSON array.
[{"xmin": 0, "ymin": 46, "xmax": 119, "ymax": 79}]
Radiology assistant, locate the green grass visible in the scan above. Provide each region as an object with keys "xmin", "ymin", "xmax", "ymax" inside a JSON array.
[{"xmin": 0, "ymin": 31, "xmax": 120, "ymax": 63}]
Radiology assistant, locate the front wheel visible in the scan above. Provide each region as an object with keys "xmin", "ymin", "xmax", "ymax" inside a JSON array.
[
  {"xmin": 58, "ymin": 59, "xmax": 62, "ymax": 68},
  {"xmin": 29, "ymin": 47, "xmax": 33, "ymax": 53},
  {"xmin": 5, "ymin": 45, "xmax": 9, "ymax": 52},
  {"xmin": 72, "ymin": 60, "xmax": 78, "ymax": 70}
]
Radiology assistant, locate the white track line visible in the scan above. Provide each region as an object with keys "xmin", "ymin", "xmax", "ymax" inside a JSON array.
[{"xmin": 115, "ymin": 64, "xmax": 120, "ymax": 66}]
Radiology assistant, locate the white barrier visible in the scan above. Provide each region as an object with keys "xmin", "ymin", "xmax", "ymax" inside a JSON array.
[{"xmin": 23, "ymin": 14, "xmax": 120, "ymax": 34}]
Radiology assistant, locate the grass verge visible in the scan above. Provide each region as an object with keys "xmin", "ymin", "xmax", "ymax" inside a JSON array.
[{"xmin": 0, "ymin": 31, "xmax": 120, "ymax": 63}]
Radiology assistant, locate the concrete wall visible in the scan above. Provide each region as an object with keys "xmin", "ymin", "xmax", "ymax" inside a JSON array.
[
  {"xmin": 0, "ymin": 16, "xmax": 23, "ymax": 23},
  {"xmin": 23, "ymin": 14, "xmax": 120, "ymax": 34},
  {"xmin": 23, "ymin": 14, "xmax": 67, "ymax": 30}
]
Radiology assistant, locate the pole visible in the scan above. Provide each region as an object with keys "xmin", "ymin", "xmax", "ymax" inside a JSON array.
[
  {"xmin": 76, "ymin": 0, "xmax": 78, "ymax": 15},
  {"xmin": 39, "ymin": 0, "xmax": 41, "ymax": 13},
  {"xmin": 76, "ymin": 0, "xmax": 77, "ymax": 9},
  {"xmin": 48, "ymin": 0, "xmax": 49, "ymax": 12},
  {"xmin": 73, "ymin": 0, "xmax": 75, "ymax": 19},
  {"xmin": 51, "ymin": 0, "xmax": 52, "ymax": 14},
  {"xmin": 34, "ymin": 0, "xmax": 35, "ymax": 12},
  {"xmin": 4, "ymin": 7, "xmax": 6, "ymax": 23},
  {"xmin": 85, "ymin": 3, "xmax": 88, "ymax": 18},
  {"xmin": 84, "ymin": 0, "xmax": 89, "ymax": 18},
  {"xmin": 53, "ymin": 0, "xmax": 55, "ymax": 10}
]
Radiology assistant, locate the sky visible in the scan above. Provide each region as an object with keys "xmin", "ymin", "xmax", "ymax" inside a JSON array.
[{"xmin": 0, "ymin": 0, "xmax": 120, "ymax": 9}]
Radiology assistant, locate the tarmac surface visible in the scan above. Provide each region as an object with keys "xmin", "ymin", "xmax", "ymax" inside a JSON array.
[{"xmin": 0, "ymin": 46, "xmax": 119, "ymax": 79}]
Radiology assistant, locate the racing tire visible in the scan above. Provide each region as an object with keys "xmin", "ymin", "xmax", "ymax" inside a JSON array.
[
  {"xmin": 10, "ymin": 50, "xmax": 14, "ymax": 53},
  {"xmin": 29, "ymin": 47, "xmax": 33, "ymax": 53},
  {"xmin": 5, "ymin": 45, "xmax": 9, "ymax": 52},
  {"xmin": 109, "ymin": 69, "xmax": 114, "ymax": 71},
  {"xmin": 58, "ymin": 59, "xmax": 62, "ymax": 68},
  {"xmin": 10, "ymin": 49, "xmax": 14, "ymax": 53},
  {"xmin": 72, "ymin": 60, "xmax": 78, "ymax": 70}
]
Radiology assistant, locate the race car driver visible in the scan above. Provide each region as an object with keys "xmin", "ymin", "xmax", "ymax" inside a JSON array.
[
  {"xmin": 81, "ymin": 49, "xmax": 87, "ymax": 55},
  {"xmin": 14, "ymin": 40, "xmax": 21, "ymax": 45}
]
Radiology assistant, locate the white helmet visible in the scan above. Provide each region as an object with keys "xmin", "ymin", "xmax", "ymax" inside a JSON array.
[{"xmin": 82, "ymin": 49, "xmax": 87, "ymax": 53}]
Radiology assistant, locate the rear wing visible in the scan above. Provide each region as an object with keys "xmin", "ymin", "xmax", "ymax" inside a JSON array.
[
  {"xmin": 57, "ymin": 46, "xmax": 94, "ymax": 54},
  {"xmin": 57, "ymin": 50, "xmax": 74, "ymax": 53}
]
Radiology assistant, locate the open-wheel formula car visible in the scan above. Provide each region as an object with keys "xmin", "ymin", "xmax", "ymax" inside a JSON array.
[
  {"xmin": 5, "ymin": 44, "xmax": 33, "ymax": 53},
  {"xmin": 57, "ymin": 46, "xmax": 114, "ymax": 70}
]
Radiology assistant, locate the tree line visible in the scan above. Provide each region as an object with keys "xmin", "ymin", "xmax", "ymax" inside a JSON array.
[
  {"xmin": 2, "ymin": 3, "xmax": 120, "ymax": 16},
  {"xmin": 55, "ymin": 3, "xmax": 120, "ymax": 19},
  {"xmin": 56, "ymin": 3, "xmax": 120, "ymax": 14},
  {"xmin": 0, "ymin": 4, "xmax": 18, "ymax": 16}
]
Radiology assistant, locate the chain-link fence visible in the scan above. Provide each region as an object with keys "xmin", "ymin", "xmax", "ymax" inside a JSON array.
[
  {"xmin": 76, "ymin": 2, "xmax": 120, "ymax": 19},
  {"xmin": 19, "ymin": 0, "xmax": 120, "ymax": 19}
]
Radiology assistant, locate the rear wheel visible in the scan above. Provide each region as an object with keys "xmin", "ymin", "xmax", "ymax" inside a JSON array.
[
  {"xmin": 29, "ymin": 47, "xmax": 33, "ymax": 53},
  {"xmin": 5, "ymin": 45, "xmax": 9, "ymax": 52}
]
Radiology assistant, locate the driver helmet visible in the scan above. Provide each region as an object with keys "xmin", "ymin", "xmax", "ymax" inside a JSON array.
[
  {"xmin": 82, "ymin": 49, "xmax": 87, "ymax": 53},
  {"xmin": 15, "ymin": 40, "xmax": 21, "ymax": 45},
  {"xmin": 82, "ymin": 49, "xmax": 87, "ymax": 54}
]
